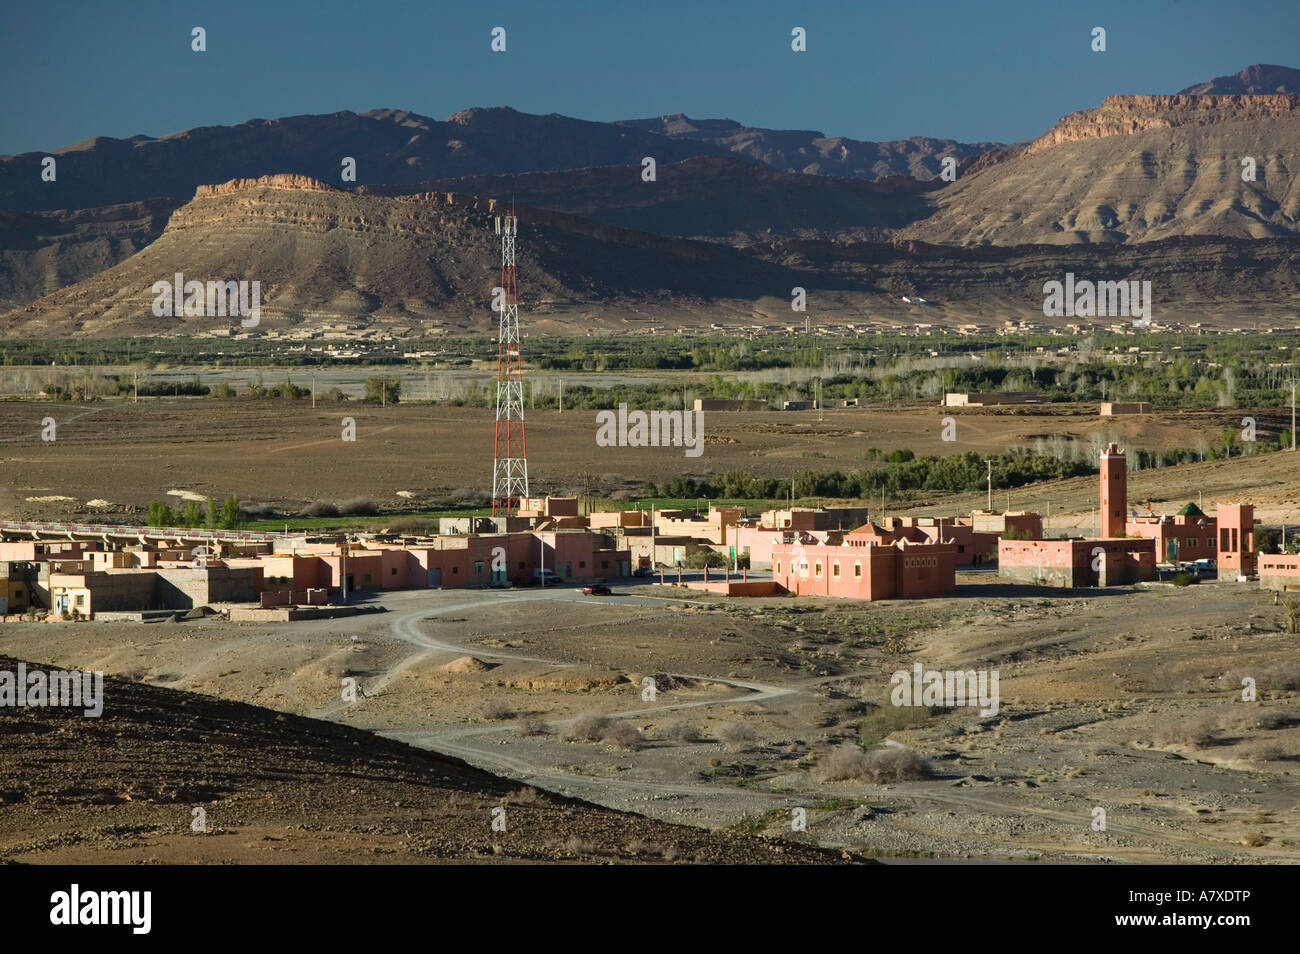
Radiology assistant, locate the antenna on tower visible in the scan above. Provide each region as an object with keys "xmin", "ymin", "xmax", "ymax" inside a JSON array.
[{"xmin": 491, "ymin": 210, "xmax": 529, "ymax": 516}]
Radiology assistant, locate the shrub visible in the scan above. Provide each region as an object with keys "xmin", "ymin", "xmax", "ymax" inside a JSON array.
[
  {"xmin": 515, "ymin": 717, "xmax": 548, "ymax": 737},
  {"xmin": 718, "ymin": 722, "xmax": 756, "ymax": 751},
  {"xmin": 337, "ymin": 497, "xmax": 379, "ymax": 517},
  {"xmin": 1171, "ymin": 571, "xmax": 1200, "ymax": 586},
  {"xmin": 300, "ymin": 500, "xmax": 339, "ymax": 518},
  {"xmin": 599, "ymin": 720, "xmax": 643, "ymax": 750},
  {"xmin": 817, "ymin": 745, "xmax": 932, "ymax": 783},
  {"xmin": 482, "ymin": 702, "xmax": 515, "ymax": 721},
  {"xmin": 565, "ymin": 711, "xmax": 610, "ymax": 742},
  {"xmin": 1152, "ymin": 714, "xmax": 1218, "ymax": 748},
  {"xmin": 662, "ymin": 721, "xmax": 701, "ymax": 743}
]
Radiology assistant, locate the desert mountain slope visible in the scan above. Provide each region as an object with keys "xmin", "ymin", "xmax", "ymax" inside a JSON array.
[
  {"xmin": 0, "ymin": 199, "xmax": 179, "ymax": 311},
  {"xmin": 1179, "ymin": 64, "xmax": 1300, "ymax": 95},
  {"xmin": 900, "ymin": 98, "xmax": 1300, "ymax": 245},
  {"xmin": 361, "ymin": 155, "xmax": 941, "ymax": 244},
  {"xmin": 0, "ymin": 175, "xmax": 816, "ymax": 337},
  {"xmin": 0, "ymin": 107, "xmax": 730, "ymax": 213},
  {"xmin": 5, "ymin": 174, "xmax": 1300, "ymax": 337},
  {"xmin": 618, "ymin": 113, "xmax": 998, "ymax": 180}
]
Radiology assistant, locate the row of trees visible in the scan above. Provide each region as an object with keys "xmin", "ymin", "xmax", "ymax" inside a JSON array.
[
  {"xmin": 146, "ymin": 495, "xmax": 245, "ymax": 530},
  {"xmin": 645, "ymin": 448, "xmax": 1095, "ymax": 502}
]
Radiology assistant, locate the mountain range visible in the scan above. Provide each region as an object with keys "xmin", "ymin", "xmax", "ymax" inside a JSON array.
[{"xmin": 2, "ymin": 64, "xmax": 1299, "ymax": 334}]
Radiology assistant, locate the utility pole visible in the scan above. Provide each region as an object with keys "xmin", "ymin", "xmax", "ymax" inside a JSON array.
[
  {"xmin": 985, "ymin": 459, "xmax": 994, "ymax": 512},
  {"xmin": 1291, "ymin": 379, "xmax": 1296, "ymax": 451},
  {"xmin": 340, "ymin": 536, "xmax": 349, "ymax": 604},
  {"xmin": 312, "ymin": 373, "xmax": 316, "ymax": 409}
]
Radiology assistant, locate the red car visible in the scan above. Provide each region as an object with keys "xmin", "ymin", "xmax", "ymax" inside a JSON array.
[{"xmin": 582, "ymin": 584, "xmax": 613, "ymax": 595}]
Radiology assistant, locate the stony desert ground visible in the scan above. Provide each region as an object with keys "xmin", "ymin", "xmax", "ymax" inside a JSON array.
[{"xmin": 3, "ymin": 578, "xmax": 1297, "ymax": 863}]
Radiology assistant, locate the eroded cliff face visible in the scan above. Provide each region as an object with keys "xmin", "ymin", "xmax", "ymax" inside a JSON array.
[
  {"xmin": 191, "ymin": 174, "xmax": 337, "ymax": 199},
  {"xmin": 168, "ymin": 176, "xmax": 502, "ymax": 237},
  {"xmin": 1021, "ymin": 95, "xmax": 1300, "ymax": 158}
]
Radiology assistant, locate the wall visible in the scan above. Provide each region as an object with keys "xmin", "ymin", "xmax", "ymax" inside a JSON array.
[{"xmin": 1258, "ymin": 554, "xmax": 1300, "ymax": 590}]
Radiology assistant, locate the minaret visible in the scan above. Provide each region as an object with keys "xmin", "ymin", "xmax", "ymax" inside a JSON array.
[
  {"xmin": 491, "ymin": 211, "xmax": 528, "ymax": 516},
  {"xmin": 1100, "ymin": 442, "xmax": 1126, "ymax": 538}
]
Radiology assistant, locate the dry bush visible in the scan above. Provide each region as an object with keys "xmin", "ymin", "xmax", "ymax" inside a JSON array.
[
  {"xmin": 337, "ymin": 496, "xmax": 379, "ymax": 516},
  {"xmin": 1260, "ymin": 662, "xmax": 1300, "ymax": 691},
  {"xmin": 718, "ymin": 722, "xmax": 756, "ymax": 751},
  {"xmin": 817, "ymin": 745, "xmax": 872, "ymax": 782},
  {"xmin": 481, "ymin": 701, "xmax": 515, "ymax": 721},
  {"xmin": 864, "ymin": 746, "xmax": 933, "ymax": 782},
  {"xmin": 299, "ymin": 500, "xmax": 339, "ymax": 518},
  {"xmin": 565, "ymin": 711, "xmax": 610, "ymax": 742},
  {"xmin": 515, "ymin": 717, "xmax": 547, "ymax": 737},
  {"xmin": 563, "ymin": 836, "xmax": 597, "ymax": 856},
  {"xmin": 600, "ymin": 720, "xmax": 643, "ymax": 750},
  {"xmin": 506, "ymin": 787, "xmax": 547, "ymax": 805},
  {"xmin": 1238, "ymin": 741, "xmax": 1284, "ymax": 762},
  {"xmin": 817, "ymin": 745, "xmax": 933, "ymax": 783},
  {"xmin": 1234, "ymin": 709, "xmax": 1295, "ymax": 731},
  {"xmin": 662, "ymin": 721, "xmax": 702, "ymax": 743},
  {"xmin": 1152, "ymin": 714, "xmax": 1219, "ymax": 748}
]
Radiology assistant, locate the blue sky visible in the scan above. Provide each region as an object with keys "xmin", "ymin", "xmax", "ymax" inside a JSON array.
[{"xmin": 2, "ymin": 0, "xmax": 1297, "ymax": 155}]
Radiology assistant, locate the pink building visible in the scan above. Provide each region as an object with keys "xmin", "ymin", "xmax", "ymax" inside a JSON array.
[
  {"xmin": 998, "ymin": 443, "xmax": 1157, "ymax": 587},
  {"xmin": 998, "ymin": 537, "xmax": 1158, "ymax": 587},
  {"xmin": 1216, "ymin": 503, "xmax": 1254, "ymax": 580},
  {"xmin": 1125, "ymin": 506, "xmax": 1216, "ymax": 564},
  {"xmin": 772, "ymin": 531, "xmax": 957, "ymax": 600}
]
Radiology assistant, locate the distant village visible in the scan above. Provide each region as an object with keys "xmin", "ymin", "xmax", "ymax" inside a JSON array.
[{"xmin": 3, "ymin": 442, "xmax": 1296, "ymax": 623}]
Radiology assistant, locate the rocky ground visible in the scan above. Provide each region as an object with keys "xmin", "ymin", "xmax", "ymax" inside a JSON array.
[{"xmin": 3, "ymin": 578, "xmax": 1297, "ymax": 864}]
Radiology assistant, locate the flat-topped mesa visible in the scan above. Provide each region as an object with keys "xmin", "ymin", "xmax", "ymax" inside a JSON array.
[
  {"xmin": 1021, "ymin": 93, "xmax": 1300, "ymax": 158},
  {"xmin": 193, "ymin": 174, "xmax": 337, "ymax": 199}
]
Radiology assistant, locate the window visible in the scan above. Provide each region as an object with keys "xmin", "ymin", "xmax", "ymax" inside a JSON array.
[
  {"xmin": 832, "ymin": 561, "xmax": 841, "ymax": 577},
  {"xmin": 814, "ymin": 562, "xmax": 822, "ymax": 577},
  {"xmin": 854, "ymin": 562, "xmax": 862, "ymax": 578},
  {"xmin": 579, "ymin": 561, "xmax": 586, "ymax": 568},
  {"xmin": 76, "ymin": 595, "xmax": 85, "ymax": 607},
  {"xmin": 391, "ymin": 567, "xmax": 398, "ymax": 576},
  {"xmin": 474, "ymin": 561, "xmax": 484, "ymax": 575},
  {"xmin": 775, "ymin": 561, "xmax": 782, "ymax": 575}
]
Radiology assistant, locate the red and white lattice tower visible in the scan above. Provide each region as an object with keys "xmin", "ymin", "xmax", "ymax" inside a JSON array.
[{"xmin": 491, "ymin": 211, "xmax": 528, "ymax": 515}]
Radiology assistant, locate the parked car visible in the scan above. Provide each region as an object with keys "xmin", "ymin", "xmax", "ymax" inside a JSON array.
[
  {"xmin": 582, "ymin": 584, "xmax": 613, "ymax": 595},
  {"xmin": 632, "ymin": 566, "xmax": 655, "ymax": 578}
]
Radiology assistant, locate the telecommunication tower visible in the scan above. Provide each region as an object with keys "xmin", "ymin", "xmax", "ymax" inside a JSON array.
[{"xmin": 491, "ymin": 211, "xmax": 528, "ymax": 515}]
